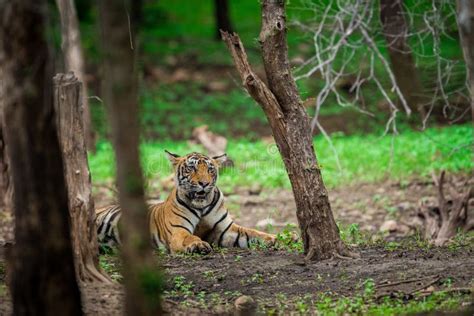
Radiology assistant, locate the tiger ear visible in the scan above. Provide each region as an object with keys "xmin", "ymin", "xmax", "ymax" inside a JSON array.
[
  {"xmin": 165, "ymin": 150, "xmax": 180, "ymax": 165},
  {"xmin": 212, "ymin": 153, "xmax": 227, "ymax": 166}
]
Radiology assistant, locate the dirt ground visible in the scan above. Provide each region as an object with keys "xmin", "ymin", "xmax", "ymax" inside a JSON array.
[
  {"xmin": 1, "ymin": 246, "xmax": 473, "ymax": 315},
  {"xmin": 161, "ymin": 246, "xmax": 474, "ymax": 313},
  {"xmin": 0, "ymin": 175, "xmax": 473, "ymax": 315}
]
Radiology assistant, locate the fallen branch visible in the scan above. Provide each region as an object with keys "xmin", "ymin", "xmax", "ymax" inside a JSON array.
[
  {"xmin": 376, "ymin": 275, "xmax": 437, "ymax": 289},
  {"xmin": 191, "ymin": 125, "xmax": 234, "ymax": 167}
]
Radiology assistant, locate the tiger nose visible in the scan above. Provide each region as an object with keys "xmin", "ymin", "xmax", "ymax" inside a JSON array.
[{"xmin": 198, "ymin": 181, "xmax": 209, "ymax": 188}]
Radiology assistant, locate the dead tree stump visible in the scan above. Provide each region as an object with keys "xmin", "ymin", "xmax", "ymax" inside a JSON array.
[
  {"xmin": 418, "ymin": 171, "xmax": 474, "ymax": 246},
  {"xmin": 54, "ymin": 72, "xmax": 110, "ymax": 283},
  {"xmin": 56, "ymin": 0, "xmax": 96, "ymax": 151}
]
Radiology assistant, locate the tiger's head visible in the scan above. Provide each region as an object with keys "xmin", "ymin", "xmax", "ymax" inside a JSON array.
[{"xmin": 165, "ymin": 151, "xmax": 227, "ymax": 203}]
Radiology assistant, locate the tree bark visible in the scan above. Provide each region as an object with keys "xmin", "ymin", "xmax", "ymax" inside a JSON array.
[
  {"xmin": 214, "ymin": 0, "xmax": 233, "ymax": 40},
  {"xmin": 0, "ymin": 1, "xmax": 82, "ymax": 315},
  {"xmin": 0, "ymin": 117, "xmax": 13, "ymax": 213},
  {"xmin": 221, "ymin": 0, "xmax": 355, "ymax": 261},
  {"xmin": 380, "ymin": 0, "xmax": 425, "ymax": 115},
  {"xmin": 456, "ymin": 0, "xmax": 474, "ymax": 122},
  {"xmin": 99, "ymin": 0, "xmax": 162, "ymax": 314},
  {"xmin": 56, "ymin": 0, "xmax": 96, "ymax": 151},
  {"xmin": 54, "ymin": 72, "xmax": 110, "ymax": 283}
]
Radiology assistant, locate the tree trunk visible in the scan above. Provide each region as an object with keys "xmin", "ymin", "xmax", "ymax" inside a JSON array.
[
  {"xmin": 0, "ymin": 1, "xmax": 83, "ymax": 315},
  {"xmin": 56, "ymin": 0, "xmax": 96, "ymax": 151},
  {"xmin": 380, "ymin": 0, "xmax": 425, "ymax": 115},
  {"xmin": 54, "ymin": 72, "xmax": 110, "ymax": 283},
  {"xmin": 0, "ymin": 117, "xmax": 13, "ymax": 213},
  {"xmin": 214, "ymin": 0, "xmax": 233, "ymax": 40},
  {"xmin": 221, "ymin": 0, "xmax": 355, "ymax": 261},
  {"xmin": 99, "ymin": 0, "xmax": 162, "ymax": 314},
  {"xmin": 456, "ymin": 0, "xmax": 474, "ymax": 122}
]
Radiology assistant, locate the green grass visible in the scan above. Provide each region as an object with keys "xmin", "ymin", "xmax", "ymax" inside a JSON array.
[
  {"xmin": 270, "ymin": 291, "xmax": 472, "ymax": 316},
  {"xmin": 89, "ymin": 124, "xmax": 472, "ymax": 192}
]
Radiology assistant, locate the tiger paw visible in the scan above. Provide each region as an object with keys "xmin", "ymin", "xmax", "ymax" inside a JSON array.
[{"xmin": 185, "ymin": 240, "xmax": 212, "ymax": 254}]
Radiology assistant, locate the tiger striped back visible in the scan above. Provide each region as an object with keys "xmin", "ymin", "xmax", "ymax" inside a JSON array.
[{"xmin": 95, "ymin": 205, "xmax": 122, "ymax": 247}]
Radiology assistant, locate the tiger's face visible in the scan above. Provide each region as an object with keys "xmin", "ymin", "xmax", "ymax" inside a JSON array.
[{"xmin": 166, "ymin": 151, "xmax": 227, "ymax": 201}]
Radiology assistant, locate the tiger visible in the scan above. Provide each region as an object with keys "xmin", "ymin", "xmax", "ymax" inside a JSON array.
[{"xmin": 95, "ymin": 151, "xmax": 277, "ymax": 254}]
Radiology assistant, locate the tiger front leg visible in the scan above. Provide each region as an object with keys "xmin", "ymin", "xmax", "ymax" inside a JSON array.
[
  {"xmin": 169, "ymin": 230, "xmax": 212, "ymax": 254},
  {"xmin": 219, "ymin": 223, "xmax": 276, "ymax": 248}
]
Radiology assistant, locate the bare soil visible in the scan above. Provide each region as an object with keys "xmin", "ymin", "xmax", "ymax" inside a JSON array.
[
  {"xmin": 161, "ymin": 246, "xmax": 474, "ymax": 312},
  {"xmin": 1, "ymin": 245, "xmax": 473, "ymax": 315},
  {"xmin": 0, "ymin": 176, "xmax": 473, "ymax": 315}
]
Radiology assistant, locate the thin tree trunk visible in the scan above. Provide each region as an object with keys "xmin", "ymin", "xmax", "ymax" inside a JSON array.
[
  {"xmin": 214, "ymin": 0, "xmax": 233, "ymax": 40},
  {"xmin": 100, "ymin": 0, "xmax": 162, "ymax": 314},
  {"xmin": 380, "ymin": 0, "xmax": 425, "ymax": 116},
  {"xmin": 56, "ymin": 0, "xmax": 96, "ymax": 151},
  {"xmin": 0, "ymin": 1, "xmax": 82, "ymax": 315},
  {"xmin": 54, "ymin": 72, "xmax": 111, "ymax": 283},
  {"xmin": 0, "ymin": 117, "xmax": 13, "ymax": 213},
  {"xmin": 222, "ymin": 0, "xmax": 356, "ymax": 261},
  {"xmin": 456, "ymin": 0, "xmax": 474, "ymax": 122}
]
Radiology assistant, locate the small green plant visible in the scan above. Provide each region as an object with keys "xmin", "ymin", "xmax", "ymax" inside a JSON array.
[
  {"xmin": 385, "ymin": 206, "xmax": 398, "ymax": 217},
  {"xmin": 203, "ymin": 270, "xmax": 215, "ymax": 280},
  {"xmin": 275, "ymin": 224, "xmax": 303, "ymax": 253},
  {"xmin": 348, "ymin": 223, "xmax": 363, "ymax": 244},
  {"xmin": 248, "ymin": 239, "xmax": 269, "ymax": 251},
  {"xmin": 294, "ymin": 296, "xmax": 310, "ymax": 314},
  {"xmin": 441, "ymin": 277, "xmax": 453, "ymax": 288},
  {"xmin": 339, "ymin": 223, "xmax": 369, "ymax": 246},
  {"xmin": 275, "ymin": 293, "xmax": 289, "ymax": 311},
  {"xmin": 385, "ymin": 241, "xmax": 401, "ymax": 251},
  {"xmin": 363, "ymin": 278, "xmax": 375, "ymax": 298},
  {"xmin": 212, "ymin": 246, "xmax": 229, "ymax": 255},
  {"xmin": 196, "ymin": 290, "xmax": 207, "ymax": 308},
  {"xmin": 99, "ymin": 253, "xmax": 122, "ymax": 282},
  {"xmin": 448, "ymin": 231, "xmax": 474, "ymax": 251},
  {"xmin": 209, "ymin": 292, "xmax": 223, "ymax": 306},
  {"xmin": 171, "ymin": 275, "xmax": 194, "ymax": 298},
  {"xmin": 251, "ymin": 272, "xmax": 264, "ymax": 284}
]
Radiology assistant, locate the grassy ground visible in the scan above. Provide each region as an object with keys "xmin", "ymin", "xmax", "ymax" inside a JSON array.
[{"xmin": 89, "ymin": 124, "xmax": 472, "ymax": 193}]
